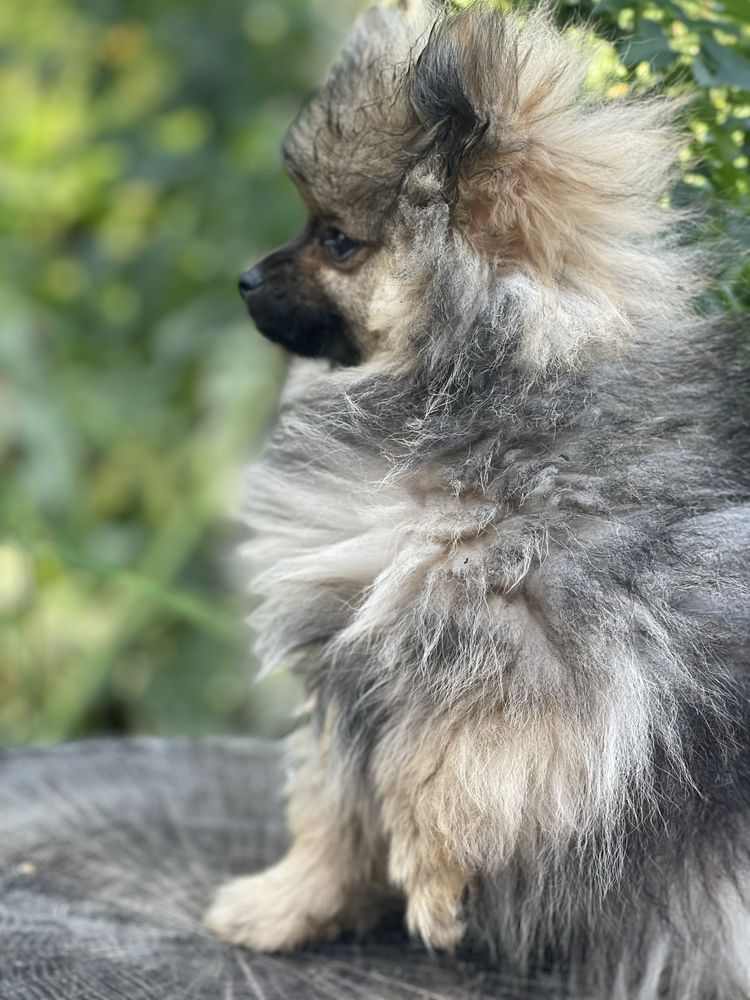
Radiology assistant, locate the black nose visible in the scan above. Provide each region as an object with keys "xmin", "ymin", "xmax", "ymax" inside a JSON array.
[{"xmin": 239, "ymin": 266, "xmax": 264, "ymax": 300}]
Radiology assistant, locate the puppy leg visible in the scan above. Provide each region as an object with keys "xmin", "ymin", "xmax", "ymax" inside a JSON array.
[
  {"xmin": 206, "ymin": 727, "xmax": 383, "ymax": 951},
  {"xmin": 389, "ymin": 816, "xmax": 469, "ymax": 952},
  {"xmin": 376, "ymin": 729, "xmax": 475, "ymax": 952}
]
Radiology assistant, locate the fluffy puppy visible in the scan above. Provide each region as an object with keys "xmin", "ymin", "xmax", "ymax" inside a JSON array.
[{"xmin": 206, "ymin": 2, "xmax": 750, "ymax": 997}]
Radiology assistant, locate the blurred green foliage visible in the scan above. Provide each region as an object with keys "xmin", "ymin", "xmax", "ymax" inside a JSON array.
[
  {"xmin": 554, "ymin": 0, "xmax": 750, "ymax": 313},
  {"xmin": 0, "ymin": 0, "xmax": 362, "ymax": 743},
  {"xmin": 1, "ymin": 0, "xmax": 748, "ymax": 745}
]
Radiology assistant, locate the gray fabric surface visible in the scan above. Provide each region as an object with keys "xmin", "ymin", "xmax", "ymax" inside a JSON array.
[{"xmin": 0, "ymin": 738, "xmax": 553, "ymax": 999}]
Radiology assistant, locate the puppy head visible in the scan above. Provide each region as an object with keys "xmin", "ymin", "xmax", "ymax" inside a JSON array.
[
  {"xmin": 240, "ymin": 2, "xmax": 422, "ymax": 367},
  {"xmin": 242, "ymin": 1, "xmax": 692, "ymax": 374}
]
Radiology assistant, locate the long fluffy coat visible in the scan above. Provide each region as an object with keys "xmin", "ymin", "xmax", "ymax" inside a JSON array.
[{"xmin": 208, "ymin": 4, "xmax": 750, "ymax": 997}]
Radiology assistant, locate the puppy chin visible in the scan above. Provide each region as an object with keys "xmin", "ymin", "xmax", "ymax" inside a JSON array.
[{"xmin": 247, "ymin": 299, "xmax": 361, "ymax": 367}]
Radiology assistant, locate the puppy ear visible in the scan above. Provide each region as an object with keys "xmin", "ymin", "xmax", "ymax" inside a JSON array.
[{"xmin": 409, "ymin": 9, "xmax": 490, "ymax": 194}]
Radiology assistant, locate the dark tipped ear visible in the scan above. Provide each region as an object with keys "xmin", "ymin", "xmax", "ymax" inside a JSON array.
[{"xmin": 410, "ymin": 14, "xmax": 490, "ymax": 191}]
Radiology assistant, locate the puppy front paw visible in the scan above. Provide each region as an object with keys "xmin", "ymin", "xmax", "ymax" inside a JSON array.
[
  {"xmin": 406, "ymin": 882, "xmax": 467, "ymax": 953},
  {"xmin": 205, "ymin": 867, "xmax": 342, "ymax": 952}
]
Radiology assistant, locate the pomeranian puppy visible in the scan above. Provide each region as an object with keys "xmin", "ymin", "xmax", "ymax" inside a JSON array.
[{"xmin": 206, "ymin": 1, "xmax": 750, "ymax": 996}]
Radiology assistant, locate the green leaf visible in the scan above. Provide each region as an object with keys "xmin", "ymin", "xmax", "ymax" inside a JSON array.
[
  {"xmin": 699, "ymin": 36, "xmax": 750, "ymax": 90},
  {"xmin": 621, "ymin": 19, "xmax": 675, "ymax": 72}
]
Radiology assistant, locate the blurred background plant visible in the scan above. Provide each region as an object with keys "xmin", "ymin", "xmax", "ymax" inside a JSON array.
[{"xmin": 1, "ymin": 0, "xmax": 748, "ymax": 745}]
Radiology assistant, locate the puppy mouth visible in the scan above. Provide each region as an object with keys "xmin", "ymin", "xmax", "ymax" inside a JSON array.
[{"xmin": 240, "ymin": 282, "xmax": 361, "ymax": 367}]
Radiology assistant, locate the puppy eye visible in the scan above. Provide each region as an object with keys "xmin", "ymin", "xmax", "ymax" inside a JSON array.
[{"xmin": 320, "ymin": 227, "xmax": 362, "ymax": 264}]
